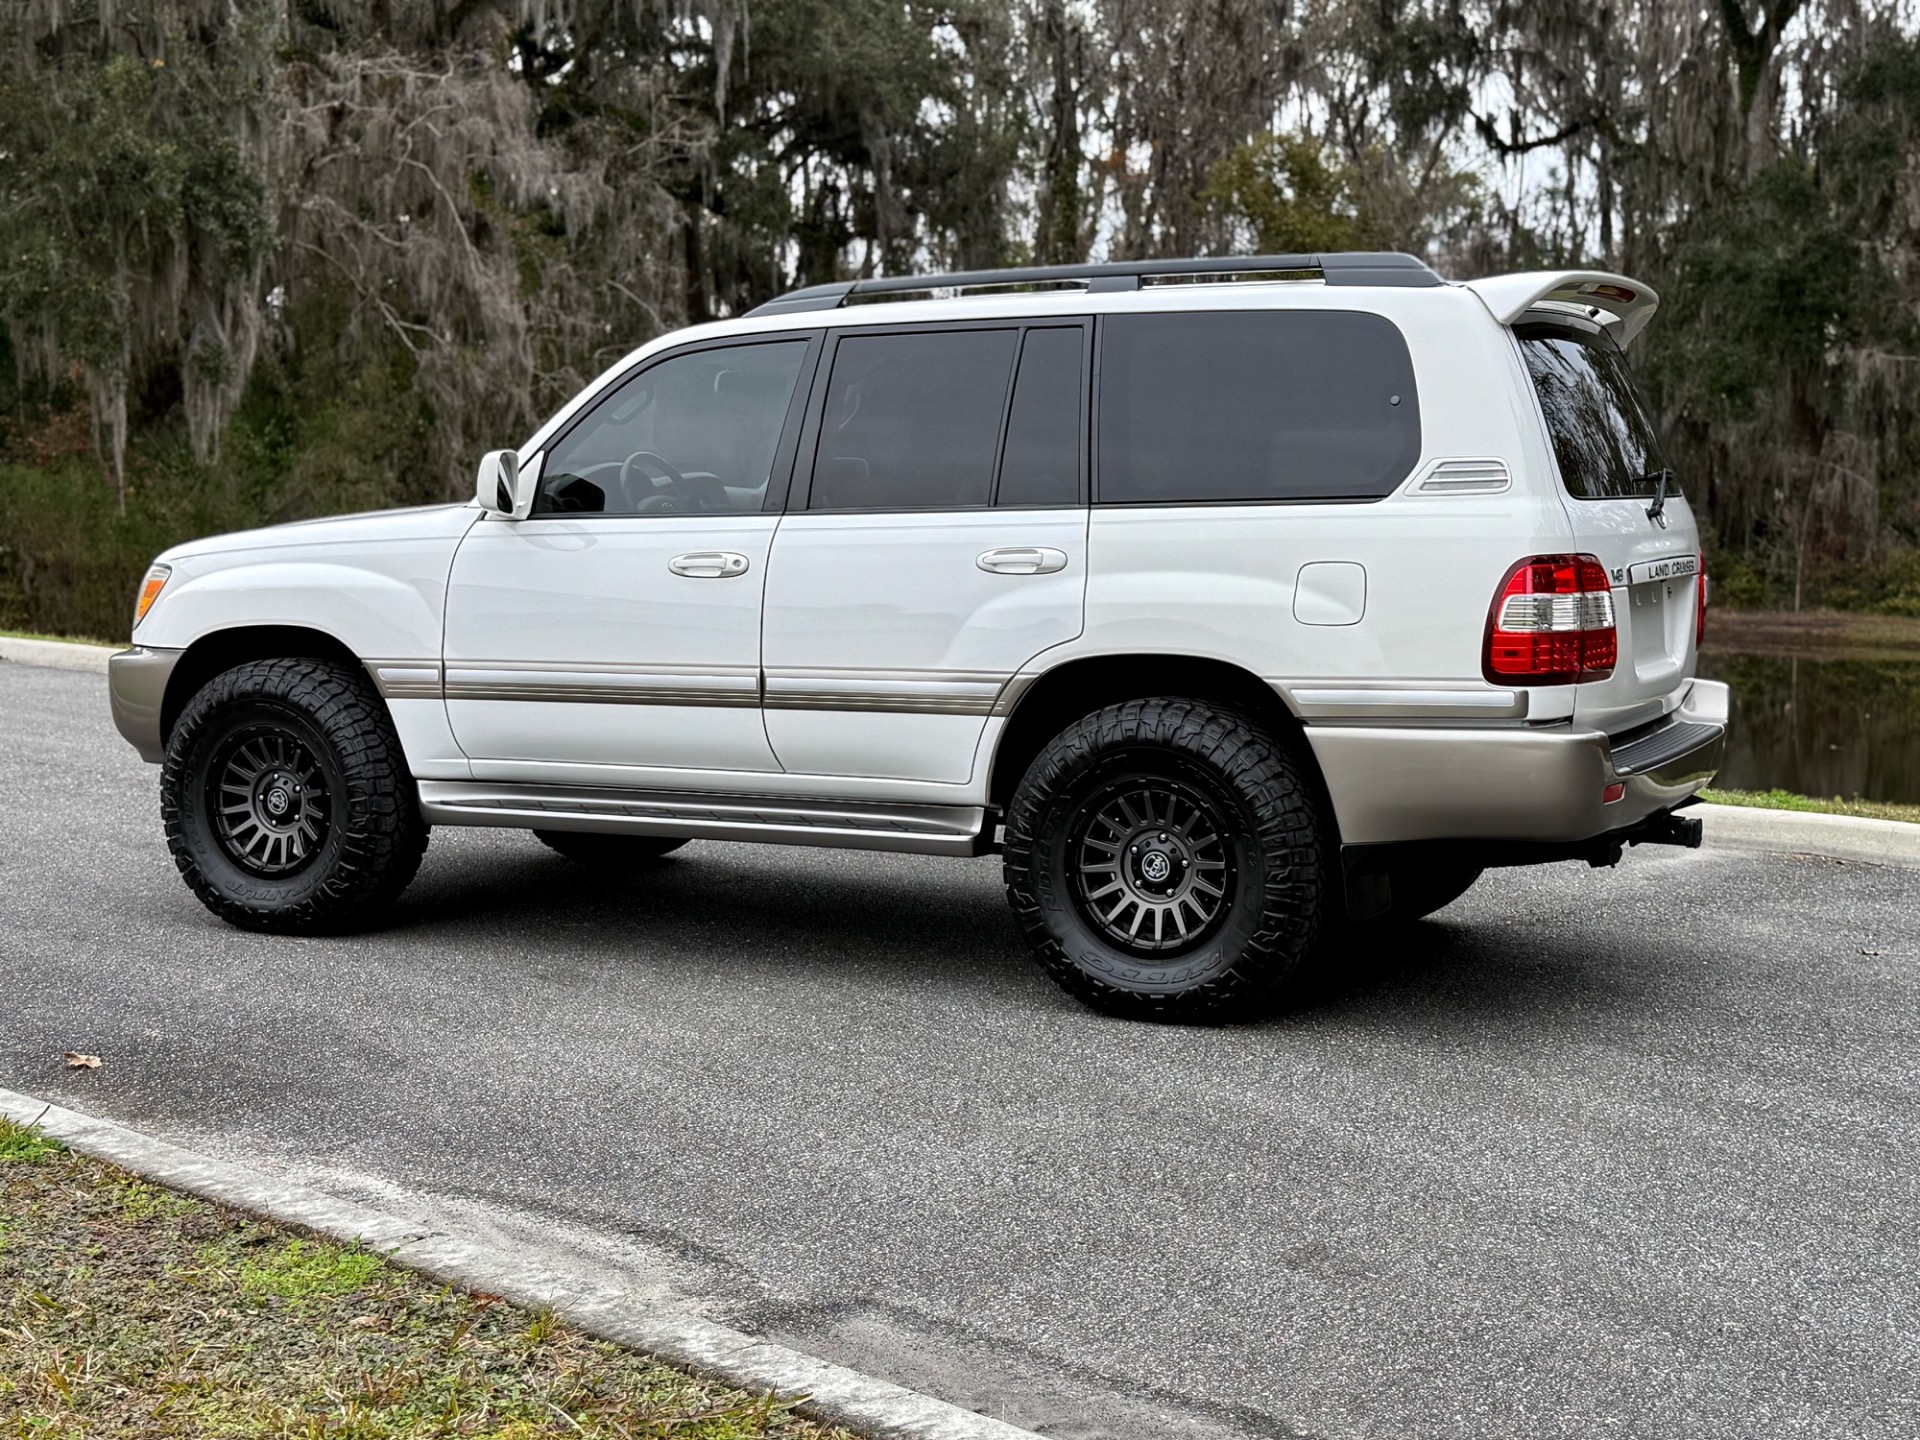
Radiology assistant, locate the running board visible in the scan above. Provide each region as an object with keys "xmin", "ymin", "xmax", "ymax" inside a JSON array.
[{"xmin": 416, "ymin": 781, "xmax": 991, "ymax": 857}]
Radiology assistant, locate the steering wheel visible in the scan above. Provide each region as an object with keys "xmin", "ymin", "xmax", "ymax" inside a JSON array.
[{"xmin": 618, "ymin": 450, "xmax": 723, "ymax": 513}]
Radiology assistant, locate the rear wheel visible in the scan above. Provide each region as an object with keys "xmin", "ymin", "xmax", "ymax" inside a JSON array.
[
  {"xmin": 1003, "ymin": 698, "xmax": 1332, "ymax": 1023},
  {"xmin": 534, "ymin": 831, "xmax": 689, "ymax": 869},
  {"xmin": 162, "ymin": 658, "xmax": 427, "ymax": 933}
]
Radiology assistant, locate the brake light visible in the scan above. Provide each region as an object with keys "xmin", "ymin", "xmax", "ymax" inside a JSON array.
[
  {"xmin": 1696, "ymin": 552, "xmax": 1708, "ymax": 647},
  {"xmin": 1483, "ymin": 554, "xmax": 1616, "ymax": 685}
]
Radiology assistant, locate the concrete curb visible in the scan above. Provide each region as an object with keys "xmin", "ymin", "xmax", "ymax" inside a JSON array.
[
  {"xmin": 1697, "ymin": 803, "xmax": 1920, "ymax": 870},
  {"xmin": 0, "ymin": 1088, "xmax": 1045, "ymax": 1440},
  {"xmin": 0, "ymin": 635, "xmax": 115, "ymax": 673}
]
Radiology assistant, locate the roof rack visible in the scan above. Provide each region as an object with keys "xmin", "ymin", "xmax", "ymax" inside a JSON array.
[{"xmin": 744, "ymin": 252, "xmax": 1443, "ymax": 317}]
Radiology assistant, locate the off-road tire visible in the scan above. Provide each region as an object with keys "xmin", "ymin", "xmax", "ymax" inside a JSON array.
[
  {"xmin": 1003, "ymin": 698, "xmax": 1333, "ymax": 1023},
  {"xmin": 534, "ymin": 831, "xmax": 689, "ymax": 868},
  {"xmin": 1373, "ymin": 862, "xmax": 1482, "ymax": 924},
  {"xmin": 162, "ymin": 658, "xmax": 428, "ymax": 933}
]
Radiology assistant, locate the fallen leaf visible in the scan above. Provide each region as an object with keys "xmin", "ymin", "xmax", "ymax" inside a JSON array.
[
  {"xmin": 63, "ymin": 1052, "xmax": 101, "ymax": 1069},
  {"xmin": 347, "ymin": 1315, "xmax": 386, "ymax": 1330}
]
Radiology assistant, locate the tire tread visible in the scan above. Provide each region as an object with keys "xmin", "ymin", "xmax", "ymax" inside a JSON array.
[
  {"xmin": 161, "ymin": 657, "xmax": 427, "ymax": 933},
  {"xmin": 1002, "ymin": 697, "xmax": 1329, "ymax": 1021}
]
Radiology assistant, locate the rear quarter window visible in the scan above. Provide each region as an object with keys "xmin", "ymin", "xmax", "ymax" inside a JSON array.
[
  {"xmin": 1095, "ymin": 310, "xmax": 1420, "ymax": 504},
  {"xmin": 1517, "ymin": 324, "xmax": 1672, "ymax": 500}
]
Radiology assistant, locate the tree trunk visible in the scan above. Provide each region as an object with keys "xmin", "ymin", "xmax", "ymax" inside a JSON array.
[{"xmin": 1035, "ymin": 0, "xmax": 1085, "ymax": 265}]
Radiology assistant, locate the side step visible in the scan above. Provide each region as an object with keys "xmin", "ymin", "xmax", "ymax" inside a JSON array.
[{"xmin": 416, "ymin": 781, "xmax": 991, "ymax": 857}]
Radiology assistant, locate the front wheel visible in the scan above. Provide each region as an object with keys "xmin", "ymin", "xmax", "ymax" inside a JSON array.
[
  {"xmin": 1003, "ymin": 698, "xmax": 1333, "ymax": 1023},
  {"xmin": 162, "ymin": 658, "xmax": 428, "ymax": 933}
]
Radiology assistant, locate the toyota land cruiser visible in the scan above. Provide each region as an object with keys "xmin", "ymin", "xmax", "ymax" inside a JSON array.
[{"xmin": 109, "ymin": 252, "xmax": 1727, "ymax": 1021}]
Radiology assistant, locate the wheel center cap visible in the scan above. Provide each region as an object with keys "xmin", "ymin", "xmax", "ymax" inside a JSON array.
[
  {"xmin": 254, "ymin": 770, "xmax": 302, "ymax": 827},
  {"xmin": 1139, "ymin": 850, "xmax": 1172, "ymax": 884}
]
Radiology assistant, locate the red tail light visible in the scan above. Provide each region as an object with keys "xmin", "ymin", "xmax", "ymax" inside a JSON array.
[
  {"xmin": 1695, "ymin": 551, "xmax": 1708, "ymax": 648},
  {"xmin": 1483, "ymin": 554, "xmax": 1617, "ymax": 685}
]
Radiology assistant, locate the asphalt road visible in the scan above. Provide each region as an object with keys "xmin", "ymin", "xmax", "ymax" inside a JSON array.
[{"xmin": 4, "ymin": 659, "xmax": 1918, "ymax": 1440}]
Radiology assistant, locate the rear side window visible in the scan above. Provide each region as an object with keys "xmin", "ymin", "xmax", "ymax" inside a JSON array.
[
  {"xmin": 809, "ymin": 329, "xmax": 1018, "ymax": 510},
  {"xmin": 996, "ymin": 327, "xmax": 1084, "ymax": 507},
  {"xmin": 1096, "ymin": 311, "xmax": 1420, "ymax": 504},
  {"xmin": 1518, "ymin": 325, "xmax": 1672, "ymax": 500}
]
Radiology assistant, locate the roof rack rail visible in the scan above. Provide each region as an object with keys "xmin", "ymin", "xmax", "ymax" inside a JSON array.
[{"xmin": 744, "ymin": 251, "xmax": 1443, "ymax": 317}]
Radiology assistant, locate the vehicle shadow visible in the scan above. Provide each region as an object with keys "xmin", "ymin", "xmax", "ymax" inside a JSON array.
[
  {"xmin": 387, "ymin": 835, "xmax": 1033, "ymax": 982},
  {"xmin": 1281, "ymin": 911, "xmax": 1664, "ymax": 1030},
  {"xmin": 379, "ymin": 834, "xmax": 1655, "ymax": 1027}
]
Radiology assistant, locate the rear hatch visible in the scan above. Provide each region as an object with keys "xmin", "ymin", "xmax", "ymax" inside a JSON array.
[{"xmin": 1516, "ymin": 315, "xmax": 1703, "ymax": 735}]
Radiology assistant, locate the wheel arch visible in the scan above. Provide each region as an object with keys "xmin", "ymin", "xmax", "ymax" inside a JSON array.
[
  {"xmin": 988, "ymin": 653, "xmax": 1316, "ymax": 810},
  {"xmin": 160, "ymin": 625, "xmax": 369, "ymax": 750}
]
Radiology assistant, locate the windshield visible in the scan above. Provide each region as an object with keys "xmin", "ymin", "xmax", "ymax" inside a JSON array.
[{"xmin": 1518, "ymin": 324, "xmax": 1671, "ymax": 500}]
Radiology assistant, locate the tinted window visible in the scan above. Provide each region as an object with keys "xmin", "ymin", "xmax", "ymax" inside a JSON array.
[
  {"xmin": 1518, "ymin": 326, "xmax": 1671, "ymax": 499},
  {"xmin": 534, "ymin": 340, "xmax": 807, "ymax": 516},
  {"xmin": 810, "ymin": 329, "xmax": 1017, "ymax": 510},
  {"xmin": 996, "ymin": 327, "xmax": 1083, "ymax": 506},
  {"xmin": 1096, "ymin": 311, "xmax": 1420, "ymax": 503}
]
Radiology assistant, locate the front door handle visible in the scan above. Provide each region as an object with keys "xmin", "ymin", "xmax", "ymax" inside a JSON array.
[
  {"xmin": 977, "ymin": 546, "xmax": 1069, "ymax": 576},
  {"xmin": 669, "ymin": 551, "xmax": 750, "ymax": 579}
]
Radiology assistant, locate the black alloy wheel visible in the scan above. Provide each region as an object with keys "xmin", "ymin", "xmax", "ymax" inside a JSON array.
[
  {"xmin": 163, "ymin": 657, "xmax": 428, "ymax": 933},
  {"xmin": 1004, "ymin": 697, "xmax": 1333, "ymax": 1022},
  {"xmin": 209, "ymin": 727, "xmax": 332, "ymax": 876},
  {"xmin": 1068, "ymin": 774, "xmax": 1234, "ymax": 955}
]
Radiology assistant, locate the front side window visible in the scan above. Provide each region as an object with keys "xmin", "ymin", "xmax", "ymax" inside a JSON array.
[
  {"xmin": 1517, "ymin": 325, "xmax": 1672, "ymax": 500},
  {"xmin": 534, "ymin": 340, "xmax": 808, "ymax": 516},
  {"xmin": 1096, "ymin": 311, "xmax": 1421, "ymax": 504},
  {"xmin": 808, "ymin": 329, "xmax": 1019, "ymax": 510}
]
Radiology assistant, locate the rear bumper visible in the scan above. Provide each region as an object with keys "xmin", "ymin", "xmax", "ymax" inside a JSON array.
[
  {"xmin": 1306, "ymin": 679, "xmax": 1729, "ymax": 846},
  {"xmin": 108, "ymin": 646, "xmax": 183, "ymax": 763}
]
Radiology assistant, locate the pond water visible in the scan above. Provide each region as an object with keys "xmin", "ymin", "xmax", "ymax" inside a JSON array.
[{"xmin": 1695, "ymin": 652, "xmax": 1920, "ymax": 804}]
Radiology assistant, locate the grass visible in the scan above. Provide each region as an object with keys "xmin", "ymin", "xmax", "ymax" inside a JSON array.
[
  {"xmin": 1700, "ymin": 787, "xmax": 1920, "ymax": 826},
  {"xmin": 0, "ymin": 628, "xmax": 118, "ymax": 647},
  {"xmin": 1703, "ymin": 608, "xmax": 1920, "ymax": 660},
  {"xmin": 0, "ymin": 1116, "xmax": 858, "ymax": 1440}
]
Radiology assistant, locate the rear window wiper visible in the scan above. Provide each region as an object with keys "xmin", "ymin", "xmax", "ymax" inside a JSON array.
[{"xmin": 1641, "ymin": 468, "xmax": 1672, "ymax": 523}]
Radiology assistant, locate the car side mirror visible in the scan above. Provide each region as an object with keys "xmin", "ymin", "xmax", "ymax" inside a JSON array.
[{"xmin": 474, "ymin": 449, "xmax": 540, "ymax": 520}]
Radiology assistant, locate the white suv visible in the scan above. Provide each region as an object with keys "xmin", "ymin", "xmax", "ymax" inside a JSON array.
[{"xmin": 109, "ymin": 252, "xmax": 1727, "ymax": 1021}]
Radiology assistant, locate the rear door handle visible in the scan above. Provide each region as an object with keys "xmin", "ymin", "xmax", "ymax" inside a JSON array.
[
  {"xmin": 669, "ymin": 551, "xmax": 750, "ymax": 578},
  {"xmin": 977, "ymin": 547, "xmax": 1069, "ymax": 575}
]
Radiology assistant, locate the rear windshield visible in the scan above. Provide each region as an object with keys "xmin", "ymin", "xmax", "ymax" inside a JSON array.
[{"xmin": 1517, "ymin": 324, "xmax": 1672, "ymax": 500}]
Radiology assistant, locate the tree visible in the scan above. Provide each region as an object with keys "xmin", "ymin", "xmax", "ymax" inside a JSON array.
[
  {"xmin": 0, "ymin": 22, "xmax": 270, "ymax": 506},
  {"xmin": 1207, "ymin": 132, "xmax": 1373, "ymax": 254}
]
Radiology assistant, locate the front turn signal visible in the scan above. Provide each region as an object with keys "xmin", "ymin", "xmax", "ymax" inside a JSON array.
[{"xmin": 134, "ymin": 564, "xmax": 171, "ymax": 627}]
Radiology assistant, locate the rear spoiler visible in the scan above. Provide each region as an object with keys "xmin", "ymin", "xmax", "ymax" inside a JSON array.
[{"xmin": 1463, "ymin": 270, "xmax": 1659, "ymax": 348}]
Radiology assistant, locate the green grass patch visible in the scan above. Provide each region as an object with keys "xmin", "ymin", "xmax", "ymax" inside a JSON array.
[
  {"xmin": 1700, "ymin": 787, "xmax": 1920, "ymax": 826},
  {"xmin": 238, "ymin": 1237, "xmax": 383, "ymax": 1304},
  {"xmin": 0, "ymin": 1130, "xmax": 858, "ymax": 1438},
  {"xmin": 0, "ymin": 1115, "xmax": 65, "ymax": 1164}
]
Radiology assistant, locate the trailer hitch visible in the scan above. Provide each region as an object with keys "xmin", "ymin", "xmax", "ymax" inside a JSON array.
[{"xmin": 1628, "ymin": 810, "xmax": 1704, "ymax": 850}]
